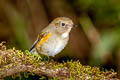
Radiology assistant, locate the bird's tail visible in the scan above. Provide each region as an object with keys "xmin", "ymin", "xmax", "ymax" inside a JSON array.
[
  {"xmin": 29, "ymin": 44, "xmax": 38, "ymax": 54},
  {"xmin": 29, "ymin": 39, "xmax": 39, "ymax": 54}
]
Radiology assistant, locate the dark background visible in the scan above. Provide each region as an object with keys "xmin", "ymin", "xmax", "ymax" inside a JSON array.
[{"xmin": 0, "ymin": 0, "xmax": 120, "ymax": 78}]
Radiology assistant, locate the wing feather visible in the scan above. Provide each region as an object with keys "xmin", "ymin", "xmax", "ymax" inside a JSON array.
[{"xmin": 29, "ymin": 32, "xmax": 51, "ymax": 53}]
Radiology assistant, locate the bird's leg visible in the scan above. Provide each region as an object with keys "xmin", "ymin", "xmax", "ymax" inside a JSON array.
[
  {"xmin": 47, "ymin": 55, "xmax": 50, "ymax": 63},
  {"xmin": 39, "ymin": 53, "xmax": 54, "ymax": 63}
]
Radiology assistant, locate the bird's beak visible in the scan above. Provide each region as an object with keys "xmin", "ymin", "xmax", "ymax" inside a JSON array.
[{"xmin": 72, "ymin": 24, "xmax": 77, "ymax": 28}]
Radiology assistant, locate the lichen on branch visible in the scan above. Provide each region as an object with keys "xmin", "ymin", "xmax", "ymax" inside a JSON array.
[{"xmin": 0, "ymin": 42, "xmax": 118, "ymax": 80}]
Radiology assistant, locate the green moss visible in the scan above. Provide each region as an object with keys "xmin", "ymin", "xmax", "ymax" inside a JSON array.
[
  {"xmin": 52, "ymin": 60, "xmax": 117, "ymax": 79},
  {"xmin": 0, "ymin": 43, "xmax": 118, "ymax": 80},
  {"xmin": 39, "ymin": 76, "xmax": 47, "ymax": 80},
  {"xmin": 11, "ymin": 73, "xmax": 22, "ymax": 80}
]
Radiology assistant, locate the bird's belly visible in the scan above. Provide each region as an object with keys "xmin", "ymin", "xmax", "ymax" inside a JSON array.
[{"xmin": 41, "ymin": 39, "xmax": 66, "ymax": 57}]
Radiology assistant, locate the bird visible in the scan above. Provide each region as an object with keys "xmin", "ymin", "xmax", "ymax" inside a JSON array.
[{"xmin": 29, "ymin": 17, "xmax": 76, "ymax": 57}]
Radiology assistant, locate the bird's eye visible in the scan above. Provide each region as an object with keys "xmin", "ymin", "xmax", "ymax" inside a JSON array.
[{"xmin": 61, "ymin": 23, "xmax": 65, "ymax": 27}]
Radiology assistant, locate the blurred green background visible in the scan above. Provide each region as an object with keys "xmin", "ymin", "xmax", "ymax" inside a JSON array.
[{"xmin": 0, "ymin": 0, "xmax": 120, "ymax": 78}]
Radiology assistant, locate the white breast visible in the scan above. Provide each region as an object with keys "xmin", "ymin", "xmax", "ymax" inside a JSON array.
[
  {"xmin": 54, "ymin": 40, "xmax": 64, "ymax": 55},
  {"xmin": 46, "ymin": 39, "xmax": 66, "ymax": 57},
  {"xmin": 42, "ymin": 34, "xmax": 69, "ymax": 57}
]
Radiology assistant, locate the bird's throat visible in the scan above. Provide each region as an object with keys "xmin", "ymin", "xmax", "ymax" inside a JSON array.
[{"xmin": 62, "ymin": 32, "xmax": 69, "ymax": 38}]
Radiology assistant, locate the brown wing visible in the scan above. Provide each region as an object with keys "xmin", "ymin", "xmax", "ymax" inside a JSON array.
[{"xmin": 29, "ymin": 32, "xmax": 51, "ymax": 53}]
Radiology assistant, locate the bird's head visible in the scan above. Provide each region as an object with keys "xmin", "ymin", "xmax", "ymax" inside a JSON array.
[{"xmin": 50, "ymin": 17, "xmax": 76, "ymax": 38}]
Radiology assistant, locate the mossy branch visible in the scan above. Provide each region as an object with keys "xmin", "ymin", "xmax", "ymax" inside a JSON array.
[{"xmin": 0, "ymin": 43, "xmax": 119, "ymax": 79}]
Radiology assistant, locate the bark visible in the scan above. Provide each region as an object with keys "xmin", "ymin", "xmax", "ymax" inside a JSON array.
[{"xmin": 0, "ymin": 43, "xmax": 118, "ymax": 79}]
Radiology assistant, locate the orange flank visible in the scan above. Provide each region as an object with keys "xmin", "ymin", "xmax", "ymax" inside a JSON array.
[{"xmin": 36, "ymin": 33, "xmax": 51, "ymax": 49}]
